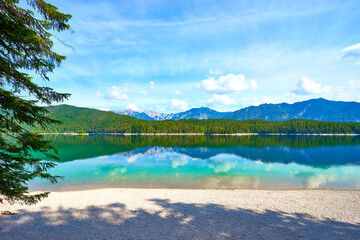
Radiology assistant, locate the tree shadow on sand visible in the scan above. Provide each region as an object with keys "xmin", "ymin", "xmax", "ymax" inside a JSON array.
[{"xmin": 1, "ymin": 199, "xmax": 359, "ymax": 240}]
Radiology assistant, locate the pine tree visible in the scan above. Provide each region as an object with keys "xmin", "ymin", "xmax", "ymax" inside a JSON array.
[{"xmin": 0, "ymin": 0, "xmax": 72, "ymax": 205}]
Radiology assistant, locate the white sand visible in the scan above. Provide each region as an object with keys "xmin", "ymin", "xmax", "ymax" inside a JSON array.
[{"xmin": 1, "ymin": 188, "xmax": 359, "ymax": 239}]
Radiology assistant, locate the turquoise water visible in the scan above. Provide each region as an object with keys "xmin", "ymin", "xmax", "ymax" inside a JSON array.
[{"xmin": 29, "ymin": 135, "xmax": 360, "ymax": 191}]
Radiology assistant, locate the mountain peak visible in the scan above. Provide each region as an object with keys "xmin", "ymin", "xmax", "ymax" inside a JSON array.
[
  {"xmin": 188, "ymin": 107, "xmax": 213, "ymax": 111},
  {"xmin": 225, "ymin": 98, "xmax": 360, "ymax": 122},
  {"xmin": 110, "ymin": 98, "xmax": 360, "ymax": 122}
]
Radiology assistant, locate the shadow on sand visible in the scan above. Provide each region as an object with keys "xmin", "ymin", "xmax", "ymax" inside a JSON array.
[{"xmin": 1, "ymin": 199, "xmax": 359, "ymax": 239}]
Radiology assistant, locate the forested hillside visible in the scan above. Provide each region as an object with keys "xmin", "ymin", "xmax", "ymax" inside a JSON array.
[
  {"xmin": 35, "ymin": 105, "xmax": 360, "ymax": 134},
  {"xmin": 42, "ymin": 105, "xmax": 141, "ymax": 133},
  {"xmin": 224, "ymin": 98, "xmax": 360, "ymax": 121}
]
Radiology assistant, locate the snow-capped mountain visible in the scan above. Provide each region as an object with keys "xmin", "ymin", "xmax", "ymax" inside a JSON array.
[
  {"xmin": 111, "ymin": 98, "xmax": 360, "ymax": 122},
  {"xmin": 111, "ymin": 107, "xmax": 228, "ymax": 121}
]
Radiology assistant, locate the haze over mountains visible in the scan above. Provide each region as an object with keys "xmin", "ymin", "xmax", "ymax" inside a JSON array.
[{"xmin": 111, "ymin": 98, "xmax": 360, "ymax": 122}]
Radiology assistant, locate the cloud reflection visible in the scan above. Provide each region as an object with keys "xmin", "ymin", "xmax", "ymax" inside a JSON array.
[
  {"xmin": 171, "ymin": 156, "xmax": 189, "ymax": 168},
  {"xmin": 208, "ymin": 160, "xmax": 237, "ymax": 173}
]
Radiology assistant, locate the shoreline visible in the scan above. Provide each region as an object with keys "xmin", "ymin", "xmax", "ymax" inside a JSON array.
[
  {"xmin": 28, "ymin": 186, "xmax": 360, "ymax": 193},
  {"xmin": 2, "ymin": 188, "xmax": 359, "ymax": 239},
  {"xmin": 39, "ymin": 132, "xmax": 360, "ymax": 136}
]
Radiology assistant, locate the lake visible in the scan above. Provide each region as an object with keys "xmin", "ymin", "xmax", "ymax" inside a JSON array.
[{"xmin": 28, "ymin": 135, "xmax": 360, "ymax": 191}]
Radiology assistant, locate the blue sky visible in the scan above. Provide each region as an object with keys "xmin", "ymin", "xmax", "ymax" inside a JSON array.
[{"xmin": 42, "ymin": 0, "xmax": 360, "ymax": 112}]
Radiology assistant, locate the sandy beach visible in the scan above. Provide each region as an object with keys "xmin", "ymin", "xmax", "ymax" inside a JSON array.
[{"xmin": 1, "ymin": 188, "xmax": 359, "ymax": 239}]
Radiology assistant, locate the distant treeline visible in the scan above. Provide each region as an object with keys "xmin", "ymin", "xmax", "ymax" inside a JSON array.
[
  {"xmin": 32, "ymin": 105, "xmax": 360, "ymax": 134},
  {"xmin": 40, "ymin": 118, "xmax": 360, "ymax": 134}
]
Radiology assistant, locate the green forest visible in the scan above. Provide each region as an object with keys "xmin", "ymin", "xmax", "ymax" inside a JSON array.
[{"xmin": 32, "ymin": 105, "xmax": 360, "ymax": 134}]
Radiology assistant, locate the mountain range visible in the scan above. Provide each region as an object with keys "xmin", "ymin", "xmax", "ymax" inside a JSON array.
[
  {"xmin": 111, "ymin": 98, "xmax": 360, "ymax": 122},
  {"xmin": 39, "ymin": 103, "xmax": 360, "ymax": 134},
  {"xmin": 112, "ymin": 107, "xmax": 230, "ymax": 120},
  {"xmin": 112, "ymin": 109, "xmax": 169, "ymax": 120}
]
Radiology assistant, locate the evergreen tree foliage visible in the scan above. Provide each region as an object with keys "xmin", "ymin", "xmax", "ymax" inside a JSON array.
[
  {"xmin": 0, "ymin": 0, "xmax": 71, "ymax": 205},
  {"xmin": 35, "ymin": 105, "xmax": 360, "ymax": 135}
]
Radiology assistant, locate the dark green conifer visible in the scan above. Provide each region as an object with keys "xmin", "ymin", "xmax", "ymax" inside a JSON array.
[{"xmin": 0, "ymin": 0, "xmax": 72, "ymax": 205}]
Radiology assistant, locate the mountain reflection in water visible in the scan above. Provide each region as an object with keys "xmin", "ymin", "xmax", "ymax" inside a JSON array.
[{"xmin": 29, "ymin": 135, "xmax": 360, "ymax": 191}]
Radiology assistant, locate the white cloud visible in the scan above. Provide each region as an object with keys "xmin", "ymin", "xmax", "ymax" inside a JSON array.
[
  {"xmin": 99, "ymin": 108, "xmax": 111, "ymax": 111},
  {"xmin": 170, "ymin": 99, "xmax": 189, "ymax": 111},
  {"xmin": 336, "ymin": 79, "xmax": 360, "ymax": 102},
  {"xmin": 140, "ymin": 90, "xmax": 147, "ymax": 95},
  {"xmin": 291, "ymin": 76, "xmax": 330, "ymax": 95},
  {"xmin": 261, "ymin": 96, "xmax": 271, "ymax": 104},
  {"xmin": 340, "ymin": 43, "xmax": 360, "ymax": 59},
  {"xmin": 175, "ymin": 89, "xmax": 182, "ymax": 95},
  {"xmin": 105, "ymin": 86, "xmax": 128, "ymax": 101},
  {"xmin": 156, "ymin": 105, "xmax": 167, "ymax": 112},
  {"xmin": 96, "ymin": 91, "xmax": 102, "ymax": 97},
  {"xmin": 209, "ymin": 68, "xmax": 223, "ymax": 75},
  {"xmin": 250, "ymin": 79, "xmax": 258, "ymax": 89},
  {"xmin": 253, "ymin": 96, "xmax": 272, "ymax": 106},
  {"xmin": 207, "ymin": 94, "xmax": 236, "ymax": 106},
  {"xmin": 127, "ymin": 104, "xmax": 139, "ymax": 111},
  {"xmin": 200, "ymin": 73, "xmax": 257, "ymax": 94},
  {"xmin": 149, "ymin": 81, "xmax": 155, "ymax": 89}
]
